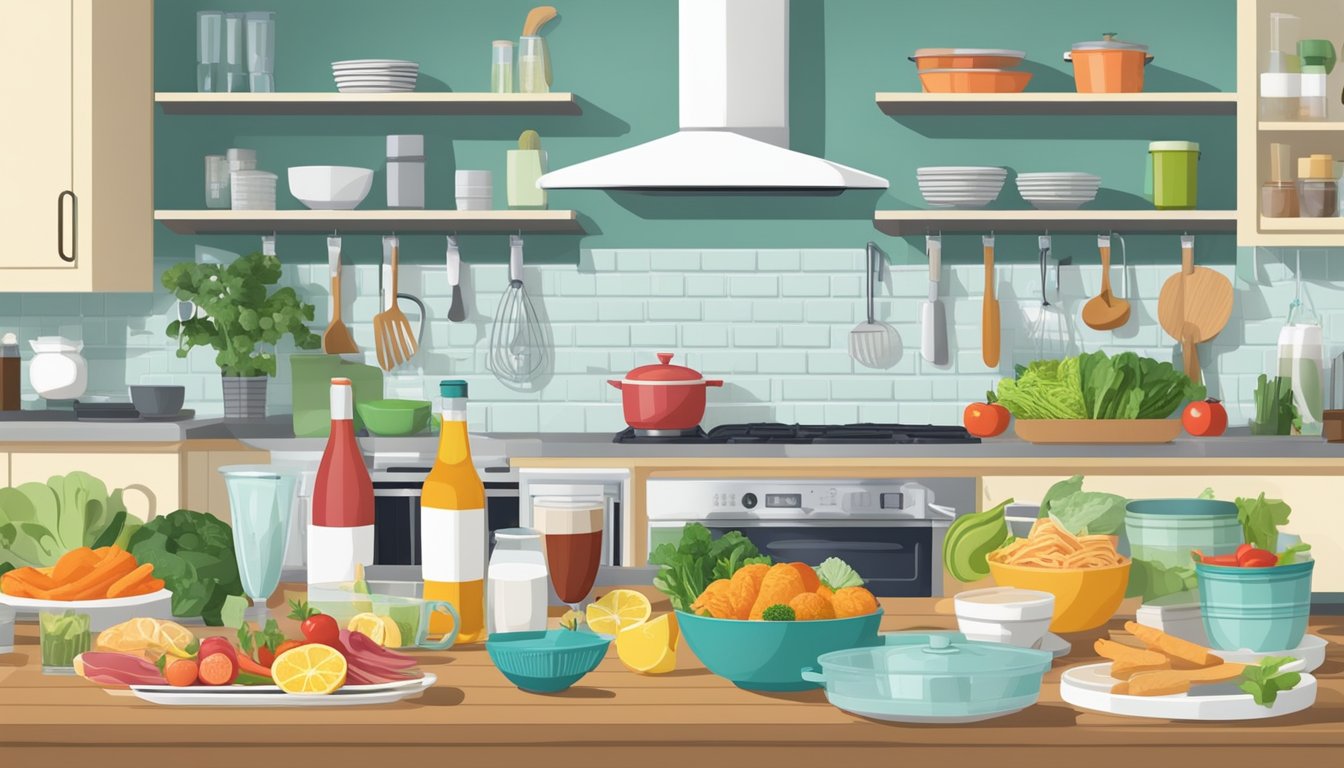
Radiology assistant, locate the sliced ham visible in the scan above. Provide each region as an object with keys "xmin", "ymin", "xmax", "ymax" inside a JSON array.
[{"xmin": 75, "ymin": 652, "xmax": 165, "ymax": 687}]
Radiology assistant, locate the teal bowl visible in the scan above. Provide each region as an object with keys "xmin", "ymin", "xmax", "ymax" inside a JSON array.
[
  {"xmin": 676, "ymin": 609, "xmax": 884, "ymax": 691},
  {"xmin": 1196, "ymin": 560, "xmax": 1314, "ymax": 652},
  {"xmin": 485, "ymin": 629, "xmax": 611, "ymax": 693},
  {"xmin": 356, "ymin": 399, "xmax": 432, "ymax": 436},
  {"xmin": 1126, "ymin": 499, "xmax": 1242, "ymax": 569}
]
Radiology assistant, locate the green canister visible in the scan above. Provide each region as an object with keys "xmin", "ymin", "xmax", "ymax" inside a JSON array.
[{"xmin": 1148, "ymin": 141, "xmax": 1201, "ymax": 209}]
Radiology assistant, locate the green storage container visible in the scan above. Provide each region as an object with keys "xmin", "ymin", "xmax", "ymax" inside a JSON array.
[
  {"xmin": 289, "ymin": 354, "xmax": 384, "ymax": 437},
  {"xmin": 1196, "ymin": 559, "xmax": 1313, "ymax": 652},
  {"xmin": 1125, "ymin": 498, "xmax": 1241, "ymax": 570},
  {"xmin": 1148, "ymin": 141, "xmax": 1200, "ymax": 210}
]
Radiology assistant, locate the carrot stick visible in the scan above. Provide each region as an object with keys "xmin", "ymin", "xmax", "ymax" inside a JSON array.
[
  {"xmin": 0, "ymin": 573, "xmax": 34, "ymax": 598},
  {"xmin": 52, "ymin": 547, "xmax": 98, "ymax": 582},
  {"xmin": 5, "ymin": 567, "xmax": 58, "ymax": 592},
  {"xmin": 45, "ymin": 551, "xmax": 137, "ymax": 600},
  {"xmin": 105, "ymin": 563, "xmax": 157, "ymax": 598}
]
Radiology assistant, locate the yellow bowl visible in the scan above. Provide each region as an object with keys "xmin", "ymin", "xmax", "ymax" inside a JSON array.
[{"xmin": 987, "ymin": 559, "xmax": 1131, "ymax": 633}]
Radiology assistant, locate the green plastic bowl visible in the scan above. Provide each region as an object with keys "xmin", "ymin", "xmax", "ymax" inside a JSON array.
[
  {"xmin": 486, "ymin": 629, "xmax": 611, "ymax": 693},
  {"xmin": 356, "ymin": 399, "xmax": 432, "ymax": 436},
  {"xmin": 677, "ymin": 609, "xmax": 884, "ymax": 691}
]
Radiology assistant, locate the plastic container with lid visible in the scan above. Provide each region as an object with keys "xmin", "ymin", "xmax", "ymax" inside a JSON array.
[
  {"xmin": 386, "ymin": 134, "xmax": 425, "ymax": 209},
  {"xmin": 1065, "ymin": 33, "xmax": 1151, "ymax": 93},
  {"xmin": 491, "ymin": 40, "xmax": 514, "ymax": 93},
  {"xmin": 1125, "ymin": 499, "xmax": 1241, "ymax": 570},
  {"xmin": 487, "ymin": 527, "xmax": 549, "ymax": 634},
  {"xmin": 1263, "ymin": 142, "xmax": 1299, "ymax": 217},
  {"xmin": 1260, "ymin": 13, "xmax": 1301, "ymax": 120},
  {"xmin": 1298, "ymin": 153, "xmax": 1337, "ymax": 217},
  {"xmin": 1147, "ymin": 141, "xmax": 1200, "ymax": 210},
  {"xmin": 1297, "ymin": 39, "xmax": 1335, "ymax": 121}
]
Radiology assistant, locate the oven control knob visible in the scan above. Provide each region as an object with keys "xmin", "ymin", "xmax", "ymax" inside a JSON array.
[
  {"xmin": 741, "ymin": 493, "xmax": 758, "ymax": 509},
  {"xmin": 880, "ymin": 493, "xmax": 905, "ymax": 510}
]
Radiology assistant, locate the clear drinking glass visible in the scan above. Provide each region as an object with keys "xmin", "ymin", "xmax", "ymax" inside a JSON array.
[
  {"xmin": 196, "ymin": 11, "xmax": 223, "ymax": 92},
  {"xmin": 245, "ymin": 12, "xmax": 276, "ymax": 93},
  {"xmin": 221, "ymin": 465, "xmax": 299, "ymax": 623},
  {"xmin": 40, "ymin": 610, "xmax": 90, "ymax": 675},
  {"xmin": 488, "ymin": 528, "xmax": 549, "ymax": 633},
  {"xmin": 532, "ymin": 495, "xmax": 604, "ymax": 610},
  {"xmin": 491, "ymin": 40, "xmax": 514, "ymax": 93},
  {"xmin": 222, "ymin": 12, "xmax": 248, "ymax": 92},
  {"xmin": 518, "ymin": 36, "xmax": 550, "ymax": 94},
  {"xmin": 205, "ymin": 154, "xmax": 229, "ymax": 208}
]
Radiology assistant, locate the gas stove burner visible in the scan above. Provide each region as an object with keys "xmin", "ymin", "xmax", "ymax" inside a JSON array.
[
  {"xmin": 612, "ymin": 422, "xmax": 979, "ymax": 445},
  {"xmin": 613, "ymin": 426, "xmax": 708, "ymax": 443}
]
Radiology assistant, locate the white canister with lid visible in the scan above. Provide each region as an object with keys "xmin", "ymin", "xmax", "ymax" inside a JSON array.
[
  {"xmin": 29, "ymin": 336, "xmax": 87, "ymax": 400},
  {"xmin": 386, "ymin": 134, "xmax": 425, "ymax": 209}
]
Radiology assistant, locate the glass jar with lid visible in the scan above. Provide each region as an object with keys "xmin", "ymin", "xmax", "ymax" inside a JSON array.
[
  {"xmin": 487, "ymin": 528, "xmax": 549, "ymax": 634},
  {"xmin": 1298, "ymin": 154, "xmax": 1338, "ymax": 217}
]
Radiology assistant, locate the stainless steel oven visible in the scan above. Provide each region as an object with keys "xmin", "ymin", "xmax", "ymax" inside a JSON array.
[
  {"xmin": 645, "ymin": 478, "xmax": 973, "ymax": 597},
  {"xmin": 369, "ymin": 465, "xmax": 521, "ymax": 566}
]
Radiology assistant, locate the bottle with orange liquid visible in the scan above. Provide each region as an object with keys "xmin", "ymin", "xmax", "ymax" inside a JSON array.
[{"xmin": 420, "ymin": 380, "xmax": 486, "ymax": 644}]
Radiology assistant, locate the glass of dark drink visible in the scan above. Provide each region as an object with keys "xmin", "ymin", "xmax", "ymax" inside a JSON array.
[{"xmin": 532, "ymin": 494, "xmax": 604, "ymax": 607}]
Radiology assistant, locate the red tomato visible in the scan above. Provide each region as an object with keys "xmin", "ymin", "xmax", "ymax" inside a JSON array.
[
  {"xmin": 1182, "ymin": 398, "xmax": 1228, "ymax": 437},
  {"xmin": 964, "ymin": 394, "xmax": 1011, "ymax": 438}
]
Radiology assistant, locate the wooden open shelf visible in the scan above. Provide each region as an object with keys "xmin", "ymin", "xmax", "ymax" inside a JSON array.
[
  {"xmin": 154, "ymin": 209, "xmax": 584, "ymax": 235},
  {"xmin": 1258, "ymin": 121, "xmax": 1344, "ymax": 132},
  {"xmin": 875, "ymin": 92, "xmax": 1237, "ymax": 116},
  {"xmin": 874, "ymin": 209, "xmax": 1238, "ymax": 235},
  {"xmin": 155, "ymin": 92, "xmax": 581, "ymax": 116}
]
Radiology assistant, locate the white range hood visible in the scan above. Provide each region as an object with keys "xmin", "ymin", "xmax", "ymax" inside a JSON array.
[{"xmin": 538, "ymin": 0, "xmax": 887, "ymax": 192}]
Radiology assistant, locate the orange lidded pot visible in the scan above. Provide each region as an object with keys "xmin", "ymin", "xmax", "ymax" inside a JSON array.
[{"xmin": 1065, "ymin": 34, "xmax": 1151, "ymax": 93}]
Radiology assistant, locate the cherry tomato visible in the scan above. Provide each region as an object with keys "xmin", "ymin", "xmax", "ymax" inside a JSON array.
[
  {"xmin": 964, "ymin": 392, "xmax": 1011, "ymax": 438},
  {"xmin": 1236, "ymin": 545, "xmax": 1278, "ymax": 568},
  {"xmin": 288, "ymin": 600, "xmax": 342, "ymax": 648},
  {"xmin": 1182, "ymin": 398, "xmax": 1228, "ymax": 437}
]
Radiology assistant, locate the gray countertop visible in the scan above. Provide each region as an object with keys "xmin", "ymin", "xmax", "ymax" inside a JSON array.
[{"xmin": 2, "ymin": 416, "xmax": 1343, "ymax": 460}]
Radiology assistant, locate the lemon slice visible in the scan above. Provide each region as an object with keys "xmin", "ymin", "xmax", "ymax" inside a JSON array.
[
  {"xmin": 585, "ymin": 589, "xmax": 652, "ymax": 636},
  {"xmin": 616, "ymin": 613, "xmax": 678, "ymax": 674},
  {"xmin": 348, "ymin": 613, "xmax": 403, "ymax": 648},
  {"xmin": 273, "ymin": 644, "xmax": 348, "ymax": 695}
]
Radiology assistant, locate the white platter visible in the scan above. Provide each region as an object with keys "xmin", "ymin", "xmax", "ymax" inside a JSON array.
[
  {"xmin": 0, "ymin": 589, "xmax": 174, "ymax": 631},
  {"xmin": 1060, "ymin": 662, "xmax": 1316, "ymax": 721},
  {"xmin": 332, "ymin": 59, "xmax": 419, "ymax": 67},
  {"xmin": 1213, "ymin": 635, "xmax": 1329, "ymax": 673},
  {"xmin": 128, "ymin": 673, "xmax": 435, "ymax": 707}
]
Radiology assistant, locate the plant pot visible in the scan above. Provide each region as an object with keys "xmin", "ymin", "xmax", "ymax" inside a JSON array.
[{"xmin": 221, "ymin": 375, "xmax": 268, "ymax": 419}]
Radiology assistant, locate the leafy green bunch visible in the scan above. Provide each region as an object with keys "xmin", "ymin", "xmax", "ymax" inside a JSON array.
[
  {"xmin": 649, "ymin": 523, "xmax": 771, "ymax": 612},
  {"xmin": 162, "ymin": 252, "xmax": 320, "ymax": 377},
  {"xmin": 0, "ymin": 472, "xmax": 139, "ymax": 573},
  {"xmin": 996, "ymin": 351, "xmax": 1205, "ymax": 421}
]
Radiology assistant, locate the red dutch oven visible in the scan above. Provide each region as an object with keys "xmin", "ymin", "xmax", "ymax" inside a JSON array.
[{"xmin": 607, "ymin": 352, "xmax": 724, "ymax": 431}]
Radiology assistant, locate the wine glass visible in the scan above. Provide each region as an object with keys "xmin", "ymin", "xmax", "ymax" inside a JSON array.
[
  {"xmin": 220, "ymin": 465, "xmax": 299, "ymax": 625},
  {"xmin": 532, "ymin": 494, "xmax": 604, "ymax": 613}
]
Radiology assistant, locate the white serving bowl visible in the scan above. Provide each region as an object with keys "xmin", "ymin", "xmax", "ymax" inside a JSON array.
[
  {"xmin": 287, "ymin": 165, "xmax": 374, "ymax": 210},
  {"xmin": 954, "ymin": 586, "xmax": 1055, "ymax": 649}
]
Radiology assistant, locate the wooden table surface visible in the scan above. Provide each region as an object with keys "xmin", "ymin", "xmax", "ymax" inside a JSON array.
[{"xmin": 2, "ymin": 594, "xmax": 1341, "ymax": 767}]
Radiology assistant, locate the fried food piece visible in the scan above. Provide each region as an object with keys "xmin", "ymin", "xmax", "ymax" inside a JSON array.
[
  {"xmin": 1112, "ymin": 658, "xmax": 1172, "ymax": 680},
  {"xmin": 729, "ymin": 563, "xmax": 770, "ymax": 620},
  {"xmin": 788, "ymin": 591, "xmax": 835, "ymax": 621},
  {"xmin": 690, "ymin": 578, "xmax": 735, "ymax": 619},
  {"xmin": 1095, "ymin": 638, "xmax": 1173, "ymax": 681},
  {"xmin": 749, "ymin": 563, "xmax": 806, "ymax": 620},
  {"xmin": 1114, "ymin": 663, "xmax": 1248, "ymax": 697},
  {"xmin": 1124, "ymin": 621, "xmax": 1222, "ymax": 669},
  {"xmin": 831, "ymin": 586, "xmax": 879, "ymax": 618},
  {"xmin": 787, "ymin": 562, "xmax": 821, "ymax": 593},
  {"xmin": 816, "ymin": 584, "xmax": 835, "ymax": 602}
]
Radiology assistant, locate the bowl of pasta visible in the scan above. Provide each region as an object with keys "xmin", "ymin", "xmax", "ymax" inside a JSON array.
[{"xmin": 986, "ymin": 518, "xmax": 1130, "ymax": 633}]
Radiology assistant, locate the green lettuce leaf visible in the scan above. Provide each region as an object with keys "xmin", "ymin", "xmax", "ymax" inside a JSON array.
[
  {"xmin": 815, "ymin": 557, "xmax": 864, "ymax": 590},
  {"xmin": 1235, "ymin": 493, "xmax": 1292, "ymax": 552},
  {"xmin": 0, "ymin": 473, "xmax": 132, "ymax": 567}
]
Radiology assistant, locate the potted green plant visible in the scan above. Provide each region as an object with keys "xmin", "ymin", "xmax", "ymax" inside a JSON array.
[{"xmin": 162, "ymin": 251, "xmax": 320, "ymax": 419}]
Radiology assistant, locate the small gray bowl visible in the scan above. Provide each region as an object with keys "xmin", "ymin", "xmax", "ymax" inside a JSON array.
[{"xmin": 129, "ymin": 385, "xmax": 185, "ymax": 417}]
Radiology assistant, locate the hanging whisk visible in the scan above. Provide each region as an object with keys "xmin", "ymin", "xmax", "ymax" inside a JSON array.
[
  {"xmin": 488, "ymin": 235, "xmax": 549, "ymax": 387},
  {"xmin": 1030, "ymin": 234, "xmax": 1070, "ymax": 359}
]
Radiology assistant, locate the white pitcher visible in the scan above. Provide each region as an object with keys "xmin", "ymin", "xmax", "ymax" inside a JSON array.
[{"xmin": 29, "ymin": 336, "xmax": 87, "ymax": 400}]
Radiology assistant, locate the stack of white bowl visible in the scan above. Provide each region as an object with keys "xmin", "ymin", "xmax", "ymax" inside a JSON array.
[
  {"xmin": 916, "ymin": 166, "xmax": 1008, "ymax": 209},
  {"xmin": 456, "ymin": 170, "xmax": 493, "ymax": 211},
  {"xmin": 1015, "ymin": 172, "xmax": 1101, "ymax": 210},
  {"xmin": 331, "ymin": 59, "xmax": 419, "ymax": 93},
  {"xmin": 230, "ymin": 170, "xmax": 278, "ymax": 210}
]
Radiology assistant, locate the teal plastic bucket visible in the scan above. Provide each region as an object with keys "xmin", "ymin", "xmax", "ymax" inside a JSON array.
[
  {"xmin": 1125, "ymin": 499, "xmax": 1242, "ymax": 570},
  {"xmin": 1196, "ymin": 560, "xmax": 1314, "ymax": 652}
]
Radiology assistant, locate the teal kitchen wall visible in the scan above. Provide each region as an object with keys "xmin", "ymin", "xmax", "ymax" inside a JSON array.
[{"xmin": 14, "ymin": 0, "xmax": 1317, "ymax": 430}]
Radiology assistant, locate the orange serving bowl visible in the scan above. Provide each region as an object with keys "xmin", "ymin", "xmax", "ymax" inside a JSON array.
[
  {"xmin": 987, "ymin": 558, "xmax": 1131, "ymax": 633},
  {"xmin": 909, "ymin": 48, "xmax": 1025, "ymax": 71},
  {"xmin": 918, "ymin": 68, "xmax": 1032, "ymax": 94}
]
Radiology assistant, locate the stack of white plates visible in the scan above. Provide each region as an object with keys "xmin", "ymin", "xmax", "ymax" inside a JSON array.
[
  {"xmin": 916, "ymin": 166, "xmax": 1008, "ymax": 209},
  {"xmin": 1015, "ymin": 172, "xmax": 1101, "ymax": 210},
  {"xmin": 231, "ymin": 170, "xmax": 277, "ymax": 210},
  {"xmin": 331, "ymin": 59, "xmax": 419, "ymax": 93}
]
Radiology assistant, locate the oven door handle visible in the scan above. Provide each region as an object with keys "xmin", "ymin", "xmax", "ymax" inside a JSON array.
[{"xmin": 764, "ymin": 539, "xmax": 905, "ymax": 553}]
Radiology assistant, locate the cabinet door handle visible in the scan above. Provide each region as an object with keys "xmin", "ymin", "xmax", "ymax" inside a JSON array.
[{"xmin": 57, "ymin": 190, "xmax": 76, "ymax": 263}]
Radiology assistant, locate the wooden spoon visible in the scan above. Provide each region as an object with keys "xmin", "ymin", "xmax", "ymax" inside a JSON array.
[
  {"xmin": 1157, "ymin": 236, "xmax": 1232, "ymax": 384},
  {"xmin": 321, "ymin": 237, "xmax": 358, "ymax": 355},
  {"xmin": 982, "ymin": 235, "xmax": 1000, "ymax": 367},
  {"xmin": 1082, "ymin": 235, "xmax": 1131, "ymax": 331},
  {"xmin": 522, "ymin": 5, "xmax": 558, "ymax": 35}
]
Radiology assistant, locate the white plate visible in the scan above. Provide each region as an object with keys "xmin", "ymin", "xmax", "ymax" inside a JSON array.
[
  {"xmin": 1060, "ymin": 663, "xmax": 1316, "ymax": 721},
  {"xmin": 0, "ymin": 589, "xmax": 174, "ymax": 631},
  {"xmin": 337, "ymin": 86, "xmax": 417, "ymax": 93},
  {"xmin": 1017, "ymin": 173, "xmax": 1101, "ymax": 181},
  {"xmin": 332, "ymin": 66, "xmax": 419, "ymax": 72},
  {"xmin": 917, "ymin": 166, "xmax": 1007, "ymax": 174},
  {"xmin": 128, "ymin": 673, "xmax": 435, "ymax": 707},
  {"xmin": 332, "ymin": 59, "xmax": 418, "ymax": 67},
  {"xmin": 1214, "ymin": 635, "xmax": 1328, "ymax": 673},
  {"xmin": 335, "ymin": 79, "xmax": 419, "ymax": 86}
]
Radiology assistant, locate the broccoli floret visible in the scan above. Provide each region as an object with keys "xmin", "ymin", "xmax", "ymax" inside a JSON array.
[{"xmin": 761, "ymin": 604, "xmax": 795, "ymax": 621}]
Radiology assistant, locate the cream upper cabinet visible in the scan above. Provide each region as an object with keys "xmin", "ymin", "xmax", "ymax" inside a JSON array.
[
  {"xmin": 0, "ymin": 0, "xmax": 152, "ymax": 291},
  {"xmin": 9, "ymin": 452, "xmax": 180, "ymax": 522}
]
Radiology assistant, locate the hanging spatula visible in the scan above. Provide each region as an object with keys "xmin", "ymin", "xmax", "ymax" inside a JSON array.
[
  {"xmin": 982, "ymin": 234, "xmax": 1000, "ymax": 368},
  {"xmin": 921, "ymin": 234, "xmax": 948, "ymax": 365},
  {"xmin": 321, "ymin": 236, "xmax": 359, "ymax": 355},
  {"xmin": 446, "ymin": 235, "xmax": 467, "ymax": 322},
  {"xmin": 373, "ymin": 235, "xmax": 419, "ymax": 371}
]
